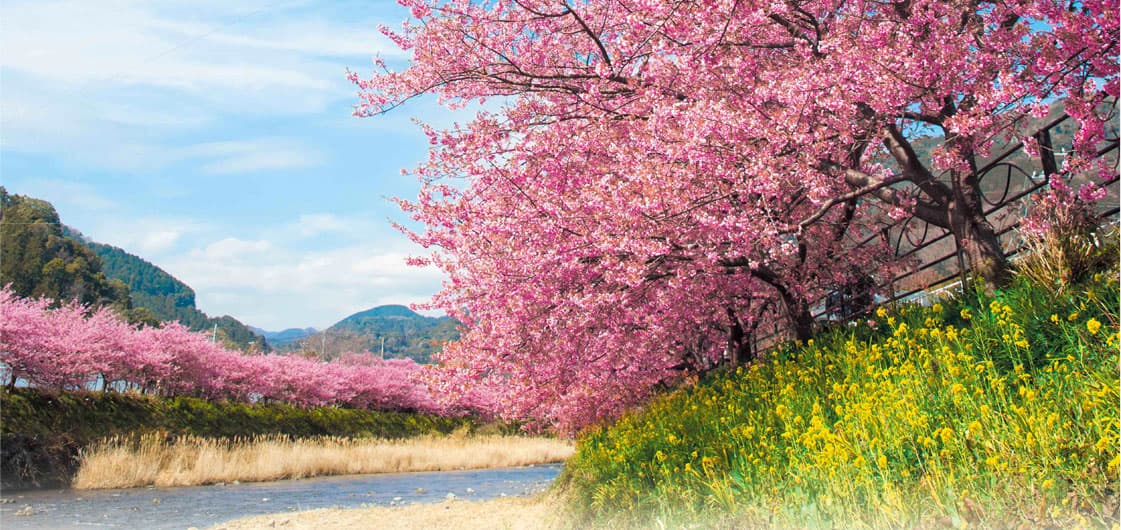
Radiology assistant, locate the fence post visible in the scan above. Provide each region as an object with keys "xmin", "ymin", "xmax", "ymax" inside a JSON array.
[{"xmin": 1035, "ymin": 127, "xmax": 1059, "ymax": 177}]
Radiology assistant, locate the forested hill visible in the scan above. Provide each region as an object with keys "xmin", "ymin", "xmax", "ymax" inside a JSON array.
[
  {"xmin": 282, "ymin": 305, "xmax": 459, "ymax": 364},
  {"xmin": 75, "ymin": 236, "xmax": 269, "ymax": 352},
  {"xmin": 0, "ymin": 188, "xmax": 136, "ymax": 317},
  {"xmin": 0, "ymin": 187, "xmax": 267, "ymax": 352}
]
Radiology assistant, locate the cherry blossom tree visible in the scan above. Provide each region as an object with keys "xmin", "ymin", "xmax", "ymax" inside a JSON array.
[
  {"xmin": 352, "ymin": 0, "xmax": 1118, "ymax": 431},
  {"xmin": 0, "ymin": 287, "xmax": 455, "ymax": 414},
  {"xmin": 0, "ymin": 288, "xmax": 52, "ymax": 389}
]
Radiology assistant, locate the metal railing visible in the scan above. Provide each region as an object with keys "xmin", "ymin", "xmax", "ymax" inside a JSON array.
[{"xmin": 750, "ymin": 103, "xmax": 1120, "ymax": 351}]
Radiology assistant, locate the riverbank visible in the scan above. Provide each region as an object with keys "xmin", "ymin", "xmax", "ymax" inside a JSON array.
[
  {"xmin": 211, "ymin": 495, "xmax": 561, "ymax": 530},
  {"xmin": 0, "ymin": 388, "xmax": 479, "ymax": 489},
  {"xmin": 75, "ymin": 433, "xmax": 574, "ymax": 489}
]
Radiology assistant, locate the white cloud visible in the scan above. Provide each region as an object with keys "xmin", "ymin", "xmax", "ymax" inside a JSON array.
[
  {"xmin": 135, "ymin": 230, "xmax": 184, "ymax": 255},
  {"xmin": 0, "ymin": 0, "xmax": 401, "ymax": 172},
  {"xmin": 201, "ymin": 238, "xmax": 274, "ymax": 260},
  {"xmin": 294, "ymin": 213, "xmax": 349, "ymax": 237},
  {"xmin": 177, "ymin": 138, "xmax": 325, "ymax": 174},
  {"xmin": 72, "ymin": 215, "xmax": 214, "ymax": 259},
  {"xmin": 0, "ymin": 1, "xmax": 399, "ymax": 92},
  {"xmin": 9, "ymin": 179, "xmax": 119, "ymax": 212},
  {"xmin": 160, "ymin": 239, "xmax": 444, "ymax": 329}
]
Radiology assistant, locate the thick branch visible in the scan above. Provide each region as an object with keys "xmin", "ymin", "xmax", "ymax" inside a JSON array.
[
  {"xmin": 882, "ymin": 124, "xmax": 953, "ymax": 205},
  {"xmin": 825, "ymin": 163, "xmax": 950, "ymax": 227},
  {"xmin": 793, "ymin": 173, "xmax": 905, "ymax": 232}
]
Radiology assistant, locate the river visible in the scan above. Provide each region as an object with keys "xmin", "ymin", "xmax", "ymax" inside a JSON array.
[{"xmin": 0, "ymin": 464, "xmax": 563, "ymax": 530}]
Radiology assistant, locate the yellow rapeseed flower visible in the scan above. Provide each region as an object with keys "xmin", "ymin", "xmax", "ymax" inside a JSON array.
[
  {"xmin": 960, "ymin": 309, "xmax": 973, "ymax": 320},
  {"xmin": 876, "ymin": 307, "xmax": 888, "ymax": 318},
  {"xmin": 1050, "ymin": 314, "xmax": 1060, "ymax": 324},
  {"xmin": 968, "ymin": 421, "xmax": 982, "ymax": 436},
  {"xmin": 1087, "ymin": 318, "xmax": 1102, "ymax": 335}
]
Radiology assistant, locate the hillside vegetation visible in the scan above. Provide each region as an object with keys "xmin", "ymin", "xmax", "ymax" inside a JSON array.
[
  {"xmin": 0, "ymin": 188, "xmax": 133, "ymax": 314},
  {"xmin": 563, "ymin": 264, "xmax": 1119, "ymax": 528}
]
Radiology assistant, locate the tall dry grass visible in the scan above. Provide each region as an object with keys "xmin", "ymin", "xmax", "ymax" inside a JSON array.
[{"xmin": 73, "ymin": 432, "xmax": 574, "ymax": 489}]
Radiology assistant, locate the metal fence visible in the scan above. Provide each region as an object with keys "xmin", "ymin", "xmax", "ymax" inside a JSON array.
[{"xmin": 752, "ymin": 103, "xmax": 1120, "ymax": 351}]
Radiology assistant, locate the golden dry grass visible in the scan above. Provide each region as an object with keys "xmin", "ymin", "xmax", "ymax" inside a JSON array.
[
  {"xmin": 73, "ymin": 433, "xmax": 574, "ymax": 489},
  {"xmin": 210, "ymin": 495, "xmax": 564, "ymax": 530}
]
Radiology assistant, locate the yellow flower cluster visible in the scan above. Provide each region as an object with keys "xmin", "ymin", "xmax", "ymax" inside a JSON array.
[{"xmin": 568, "ymin": 274, "xmax": 1120, "ymax": 528}]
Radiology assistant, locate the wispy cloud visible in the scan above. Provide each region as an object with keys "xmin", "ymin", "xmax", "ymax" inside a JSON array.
[
  {"xmin": 178, "ymin": 138, "xmax": 325, "ymax": 174},
  {"xmin": 11, "ymin": 179, "xmax": 120, "ymax": 212},
  {"xmin": 0, "ymin": 0, "xmax": 399, "ymax": 173},
  {"xmin": 294, "ymin": 213, "xmax": 350, "ymax": 237}
]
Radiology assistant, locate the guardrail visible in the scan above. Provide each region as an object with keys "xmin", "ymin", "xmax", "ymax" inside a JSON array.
[{"xmin": 749, "ymin": 103, "xmax": 1120, "ymax": 353}]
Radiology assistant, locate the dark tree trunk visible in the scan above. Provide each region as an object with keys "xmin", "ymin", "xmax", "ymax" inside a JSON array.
[
  {"xmin": 788, "ymin": 301, "xmax": 814, "ymax": 343},
  {"xmin": 949, "ymin": 147, "xmax": 1012, "ymax": 290},
  {"xmin": 725, "ymin": 308, "xmax": 752, "ymax": 366}
]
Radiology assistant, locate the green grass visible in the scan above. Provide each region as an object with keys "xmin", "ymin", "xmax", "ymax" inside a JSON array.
[
  {"xmin": 0, "ymin": 390, "xmax": 474, "ymax": 488},
  {"xmin": 562, "ymin": 271, "xmax": 1120, "ymax": 529}
]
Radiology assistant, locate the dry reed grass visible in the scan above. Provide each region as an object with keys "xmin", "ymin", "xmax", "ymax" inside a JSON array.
[{"xmin": 73, "ymin": 432, "xmax": 574, "ymax": 489}]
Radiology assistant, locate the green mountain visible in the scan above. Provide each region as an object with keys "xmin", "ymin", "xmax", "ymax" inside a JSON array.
[
  {"xmin": 77, "ymin": 238, "xmax": 269, "ymax": 352},
  {"xmin": 1, "ymin": 187, "xmax": 266, "ymax": 351},
  {"xmin": 283, "ymin": 305, "xmax": 459, "ymax": 364},
  {"xmin": 0, "ymin": 188, "xmax": 143, "ymax": 322}
]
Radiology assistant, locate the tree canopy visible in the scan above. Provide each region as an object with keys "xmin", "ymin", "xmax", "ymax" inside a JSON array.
[{"xmin": 353, "ymin": 0, "xmax": 1118, "ymax": 431}]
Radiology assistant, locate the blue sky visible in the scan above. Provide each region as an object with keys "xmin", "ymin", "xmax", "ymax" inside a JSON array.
[{"xmin": 1, "ymin": 0, "xmax": 463, "ymax": 330}]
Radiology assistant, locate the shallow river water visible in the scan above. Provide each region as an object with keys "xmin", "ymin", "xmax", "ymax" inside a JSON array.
[{"xmin": 0, "ymin": 464, "xmax": 562, "ymax": 530}]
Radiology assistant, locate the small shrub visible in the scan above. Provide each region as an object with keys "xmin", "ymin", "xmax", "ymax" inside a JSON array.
[{"xmin": 1016, "ymin": 179, "xmax": 1117, "ymax": 293}]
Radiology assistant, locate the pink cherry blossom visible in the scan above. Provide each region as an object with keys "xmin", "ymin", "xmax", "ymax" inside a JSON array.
[{"xmin": 352, "ymin": 0, "xmax": 1117, "ymax": 432}]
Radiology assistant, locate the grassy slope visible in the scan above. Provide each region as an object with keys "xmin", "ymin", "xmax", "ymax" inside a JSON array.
[
  {"xmin": 562, "ymin": 272, "xmax": 1119, "ymax": 529},
  {"xmin": 0, "ymin": 390, "xmax": 471, "ymax": 489}
]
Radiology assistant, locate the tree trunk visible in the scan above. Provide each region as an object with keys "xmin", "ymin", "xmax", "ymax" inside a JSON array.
[
  {"xmin": 725, "ymin": 308, "xmax": 752, "ymax": 366},
  {"xmin": 950, "ymin": 159, "xmax": 1011, "ymax": 290},
  {"xmin": 788, "ymin": 302, "xmax": 814, "ymax": 343}
]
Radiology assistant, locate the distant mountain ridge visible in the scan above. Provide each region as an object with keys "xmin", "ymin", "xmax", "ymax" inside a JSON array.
[
  {"xmin": 249, "ymin": 326, "xmax": 317, "ymax": 347},
  {"xmin": 278, "ymin": 305, "xmax": 459, "ymax": 364}
]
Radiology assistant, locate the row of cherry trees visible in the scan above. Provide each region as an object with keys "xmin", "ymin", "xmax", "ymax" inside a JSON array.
[
  {"xmin": 354, "ymin": 0, "xmax": 1118, "ymax": 433},
  {"xmin": 0, "ymin": 288, "xmax": 486, "ymax": 414}
]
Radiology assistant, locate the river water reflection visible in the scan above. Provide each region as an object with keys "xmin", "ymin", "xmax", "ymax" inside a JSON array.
[{"xmin": 0, "ymin": 464, "xmax": 562, "ymax": 530}]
